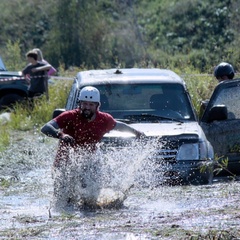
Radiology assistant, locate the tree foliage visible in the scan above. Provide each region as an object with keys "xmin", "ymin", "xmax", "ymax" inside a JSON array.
[{"xmin": 0, "ymin": 0, "xmax": 239, "ymax": 72}]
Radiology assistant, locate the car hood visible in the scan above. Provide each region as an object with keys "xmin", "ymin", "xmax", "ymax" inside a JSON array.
[
  {"xmin": 0, "ymin": 71, "xmax": 23, "ymax": 77},
  {"xmin": 105, "ymin": 121, "xmax": 205, "ymax": 139}
]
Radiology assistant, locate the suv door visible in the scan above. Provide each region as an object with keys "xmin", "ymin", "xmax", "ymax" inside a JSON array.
[{"xmin": 200, "ymin": 79, "xmax": 240, "ymax": 176}]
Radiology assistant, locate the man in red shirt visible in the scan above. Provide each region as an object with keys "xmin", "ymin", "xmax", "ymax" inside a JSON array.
[{"xmin": 41, "ymin": 86, "xmax": 145, "ymax": 168}]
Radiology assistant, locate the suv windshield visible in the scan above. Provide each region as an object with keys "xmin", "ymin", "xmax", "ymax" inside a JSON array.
[{"xmin": 79, "ymin": 83, "xmax": 195, "ymax": 121}]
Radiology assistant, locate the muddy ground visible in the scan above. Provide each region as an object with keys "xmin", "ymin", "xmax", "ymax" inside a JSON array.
[{"xmin": 0, "ymin": 130, "xmax": 240, "ymax": 240}]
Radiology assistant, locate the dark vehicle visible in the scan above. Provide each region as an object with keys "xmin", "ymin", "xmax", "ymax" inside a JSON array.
[
  {"xmin": 0, "ymin": 56, "xmax": 28, "ymax": 110},
  {"xmin": 54, "ymin": 68, "xmax": 214, "ymax": 185},
  {"xmin": 200, "ymin": 79, "xmax": 240, "ymax": 177}
]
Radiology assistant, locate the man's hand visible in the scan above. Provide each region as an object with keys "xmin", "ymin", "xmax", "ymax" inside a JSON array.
[
  {"xmin": 24, "ymin": 74, "xmax": 31, "ymax": 84},
  {"xmin": 58, "ymin": 132, "xmax": 75, "ymax": 144},
  {"xmin": 135, "ymin": 131, "xmax": 146, "ymax": 139}
]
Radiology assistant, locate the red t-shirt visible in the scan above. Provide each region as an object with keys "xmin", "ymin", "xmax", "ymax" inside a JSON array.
[{"xmin": 53, "ymin": 109, "xmax": 116, "ymax": 166}]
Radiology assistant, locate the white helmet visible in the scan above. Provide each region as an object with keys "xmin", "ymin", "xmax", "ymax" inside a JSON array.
[{"xmin": 78, "ymin": 86, "xmax": 100, "ymax": 103}]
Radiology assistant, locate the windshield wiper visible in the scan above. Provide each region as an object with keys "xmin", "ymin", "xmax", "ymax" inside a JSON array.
[{"xmin": 123, "ymin": 113, "xmax": 184, "ymax": 123}]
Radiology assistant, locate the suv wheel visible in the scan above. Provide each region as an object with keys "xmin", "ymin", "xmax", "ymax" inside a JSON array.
[{"xmin": 0, "ymin": 94, "xmax": 24, "ymax": 109}]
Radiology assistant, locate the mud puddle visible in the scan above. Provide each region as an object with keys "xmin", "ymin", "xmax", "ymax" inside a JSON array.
[{"xmin": 0, "ymin": 130, "xmax": 240, "ymax": 239}]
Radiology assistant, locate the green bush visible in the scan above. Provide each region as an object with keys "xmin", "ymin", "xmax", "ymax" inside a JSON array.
[{"xmin": 3, "ymin": 40, "xmax": 25, "ymax": 71}]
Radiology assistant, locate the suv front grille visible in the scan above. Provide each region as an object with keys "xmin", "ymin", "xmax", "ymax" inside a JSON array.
[
  {"xmin": 101, "ymin": 137, "xmax": 179, "ymax": 163},
  {"xmin": 154, "ymin": 149, "xmax": 178, "ymax": 162},
  {"xmin": 102, "ymin": 134, "xmax": 199, "ymax": 163}
]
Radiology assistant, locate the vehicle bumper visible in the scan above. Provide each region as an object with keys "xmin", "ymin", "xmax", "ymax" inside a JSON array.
[{"xmin": 159, "ymin": 160, "xmax": 213, "ymax": 185}]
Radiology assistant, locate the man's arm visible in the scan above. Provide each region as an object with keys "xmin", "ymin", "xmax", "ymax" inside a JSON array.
[
  {"xmin": 114, "ymin": 121, "xmax": 145, "ymax": 138},
  {"xmin": 41, "ymin": 120, "xmax": 60, "ymax": 138},
  {"xmin": 22, "ymin": 66, "xmax": 31, "ymax": 84},
  {"xmin": 41, "ymin": 119, "xmax": 75, "ymax": 144},
  {"xmin": 48, "ymin": 66, "xmax": 57, "ymax": 76},
  {"xmin": 31, "ymin": 64, "xmax": 51, "ymax": 73}
]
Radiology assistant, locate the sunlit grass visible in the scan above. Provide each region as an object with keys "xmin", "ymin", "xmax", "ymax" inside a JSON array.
[
  {"xmin": 0, "ymin": 125, "xmax": 10, "ymax": 152},
  {"xmin": 9, "ymin": 103, "xmax": 34, "ymax": 130},
  {"xmin": 12, "ymin": 80, "xmax": 72, "ymax": 128},
  {"xmin": 0, "ymin": 79, "xmax": 72, "ymax": 151},
  {"xmin": 172, "ymin": 66, "xmax": 217, "ymax": 112},
  {"xmin": 183, "ymin": 74, "xmax": 216, "ymax": 112}
]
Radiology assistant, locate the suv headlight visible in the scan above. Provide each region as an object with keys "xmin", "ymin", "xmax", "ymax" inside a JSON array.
[{"xmin": 176, "ymin": 143, "xmax": 199, "ymax": 160}]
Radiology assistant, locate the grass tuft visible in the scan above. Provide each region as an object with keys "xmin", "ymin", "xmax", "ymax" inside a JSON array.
[
  {"xmin": 0, "ymin": 125, "xmax": 10, "ymax": 152},
  {"xmin": 0, "ymin": 79, "xmax": 72, "ymax": 151}
]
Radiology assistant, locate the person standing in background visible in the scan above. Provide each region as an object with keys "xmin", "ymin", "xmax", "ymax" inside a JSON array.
[
  {"xmin": 213, "ymin": 62, "xmax": 235, "ymax": 82},
  {"xmin": 33, "ymin": 48, "xmax": 57, "ymax": 100},
  {"xmin": 199, "ymin": 62, "xmax": 235, "ymax": 117},
  {"xmin": 22, "ymin": 50, "xmax": 51, "ymax": 108}
]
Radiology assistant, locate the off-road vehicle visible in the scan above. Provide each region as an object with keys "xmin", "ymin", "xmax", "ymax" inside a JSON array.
[
  {"xmin": 0, "ymin": 57, "xmax": 28, "ymax": 110},
  {"xmin": 54, "ymin": 68, "xmax": 214, "ymax": 185}
]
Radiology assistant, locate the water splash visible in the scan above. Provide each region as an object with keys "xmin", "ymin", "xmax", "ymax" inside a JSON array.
[{"xmin": 53, "ymin": 138, "xmax": 164, "ymax": 210}]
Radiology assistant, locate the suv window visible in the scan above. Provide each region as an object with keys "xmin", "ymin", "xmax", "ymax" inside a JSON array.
[
  {"xmin": 77, "ymin": 83, "xmax": 195, "ymax": 121},
  {"xmin": 210, "ymin": 85, "xmax": 240, "ymax": 119}
]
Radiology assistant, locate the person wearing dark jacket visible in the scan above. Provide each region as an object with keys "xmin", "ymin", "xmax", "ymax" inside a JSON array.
[
  {"xmin": 200, "ymin": 62, "xmax": 235, "ymax": 116},
  {"xmin": 22, "ymin": 50, "xmax": 51, "ymax": 99}
]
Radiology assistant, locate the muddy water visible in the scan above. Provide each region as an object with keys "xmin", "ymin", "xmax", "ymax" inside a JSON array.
[{"xmin": 0, "ymin": 130, "xmax": 240, "ymax": 239}]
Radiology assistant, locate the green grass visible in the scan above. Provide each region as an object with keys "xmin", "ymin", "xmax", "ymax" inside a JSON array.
[
  {"xmin": 0, "ymin": 79, "xmax": 72, "ymax": 151},
  {"xmin": 172, "ymin": 66, "xmax": 217, "ymax": 111},
  {"xmin": 0, "ymin": 125, "xmax": 10, "ymax": 152},
  {"xmin": 183, "ymin": 74, "xmax": 216, "ymax": 111}
]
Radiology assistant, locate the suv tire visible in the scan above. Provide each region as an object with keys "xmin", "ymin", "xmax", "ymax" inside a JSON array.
[{"xmin": 0, "ymin": 94, "xmax": 24, "ymax": 109}]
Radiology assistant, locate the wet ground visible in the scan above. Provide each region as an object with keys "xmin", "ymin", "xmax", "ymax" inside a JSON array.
[{"xmin": 1, "ymin": 130, "xmax": 240, "ymax": 239}]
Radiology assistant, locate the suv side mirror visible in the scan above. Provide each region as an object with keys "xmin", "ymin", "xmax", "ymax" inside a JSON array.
[
  {"xmin": 52, "ymin": 108, "xmax": 66, "ymax": 119},
  {"xmin": 207, "ymin": 105, "xmax": 227, "ymax": 123}
]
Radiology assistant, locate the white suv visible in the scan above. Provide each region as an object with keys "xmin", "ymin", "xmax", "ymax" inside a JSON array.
[{"xmin": 55, "ymin": 68, "xmax": 214, "ymax": 185}]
